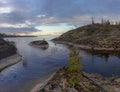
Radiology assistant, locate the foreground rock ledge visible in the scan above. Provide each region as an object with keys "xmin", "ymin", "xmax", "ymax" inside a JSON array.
[
  {"xmin": 0, "ymin": 53, "xmax": 22, "ymax": 71},
  {"xmin": 32, "ymin": 68, "xmax": 120, "ymax": 92}
]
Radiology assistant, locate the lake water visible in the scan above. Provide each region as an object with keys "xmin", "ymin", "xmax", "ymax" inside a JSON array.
[{"xmin": 0, "ymin": 36, "xmax": 120, "ymax": 92}]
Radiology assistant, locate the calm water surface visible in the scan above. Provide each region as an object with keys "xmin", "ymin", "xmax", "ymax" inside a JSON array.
[{"xmin": 0, "ymin": 36, "xmax": 120, "ymax": 92}]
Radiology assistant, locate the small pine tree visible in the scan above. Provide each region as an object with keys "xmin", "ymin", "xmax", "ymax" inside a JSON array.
[
  {"xmin": 68, "ymin": 46, "xmax": 84, "ymax": 72},
  {"xmin": 68, "ymin": 45, "xmax": 85, "ymax": 87},
  {"xmin": 106, "ymin": 20, "xmax": 110, "ymax": 25}
]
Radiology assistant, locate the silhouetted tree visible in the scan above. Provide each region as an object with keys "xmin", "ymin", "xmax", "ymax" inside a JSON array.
[
  {"xmin": 106, "ymin": 20, "xmax": 110, "ymax": 25},
  {"xmin": 91, "ymin": 17, "xmax": 95, "ymax": 24}
]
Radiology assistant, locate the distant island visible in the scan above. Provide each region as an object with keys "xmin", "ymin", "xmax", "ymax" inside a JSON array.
[
  {"xmin": 53, "ymin": 20, "xmax": 120, "ymax": 54},
  {"xmin": 30, "ymin": 39, "xmax": 49, "ymax": 49},
  {"xmin": 0, "ymin": 33, "xmax": 36, "ymax": 37}
]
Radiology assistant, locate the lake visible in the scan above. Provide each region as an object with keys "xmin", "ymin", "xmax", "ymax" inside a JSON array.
[{"xmin": 0, "ymin": 36, "xmax": 120, "ymax": 92}]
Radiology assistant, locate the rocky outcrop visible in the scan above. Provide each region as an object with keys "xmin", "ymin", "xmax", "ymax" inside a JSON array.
[
  {"xmin": 0, "ymin": 38, "xmax": 17, "ymax": 60},
  {"xmin": 38, "ymin": 68, "xmax": 120, "ymax": 92},
  {"xmin": 0, "ymin": 38, "xmax": 22, "ymax": 71},
  {"xmin": 0, "ymin": 53, "xmax": 22, "ymax": 71},
  {"xmin": 53, "ymin": 24, "xmax": 120, "ymax": 52},
  {"xmin": 30, "ymin": 40, "xmax": 49, "ymax": 49}
]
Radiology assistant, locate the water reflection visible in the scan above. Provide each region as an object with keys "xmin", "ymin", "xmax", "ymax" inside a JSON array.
[
  {"xmin": 90, "ymin": 54, "xmax": 95, "ymax": 64},
  {"xmin": 103, "ymin": 54, "xmax": 109, "ymax": 62},
  {"xmin": 50, "ymin": 47, "xmax": 58, "ymax": 55},
  {"xmin": 22, "ymin": 58, "xmax": 28, "ymax": 68}
]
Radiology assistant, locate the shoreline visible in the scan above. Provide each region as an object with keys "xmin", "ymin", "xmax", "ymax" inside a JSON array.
[
  {"xmin": 2, "ymin": 36, "xmax": 36, "ymax": 38},
  {"xmin": 29, "ymin": 43, "xmax": 44, "ymax": 48},
  {"xmin": 30, "ymin": 72, "xmax": 56, "ymax": 92},
  {"xmin": 0, "ymin": 52, "xmax": 22, "ymax": 71},
  {"xmin": 52, "ymin": 40, "xmax": 120, "ymax": 53}
]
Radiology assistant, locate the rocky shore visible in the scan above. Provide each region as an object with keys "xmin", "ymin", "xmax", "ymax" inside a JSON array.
[
  {"xmin": 30, "ymin": 73, "xmax": 56, "ymax": 92},
  {"xmin": 30, "ymin": 40, "xmax": 49, "ymax": 49},
  {"xmin": 35, "ymin": 68, "xmax": 120, "ymax": 92},
  {"xmin": 0, "ymin": 53, "xmax": 22, "ymax": 71},
  {"xmin": 53, "ymin": 23, "xmax": 120, "ymax": 54},
  {"xmin": 52, "ymin": 40, "xmax": 120, "ymax": 54}
]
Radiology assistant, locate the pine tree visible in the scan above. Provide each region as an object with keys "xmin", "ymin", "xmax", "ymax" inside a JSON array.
[
  {"xmin": 91, "ymin": 17, "xmax": 94, "ymax": 24},
  {"xmin": 68, "ymin": 45, "xmax": 85, "ymax": 87}
]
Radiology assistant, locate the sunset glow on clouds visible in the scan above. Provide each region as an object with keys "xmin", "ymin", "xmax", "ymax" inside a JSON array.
[{"xmin": 0, "ymin": 0, "xmax": 120, "ymax": 35}]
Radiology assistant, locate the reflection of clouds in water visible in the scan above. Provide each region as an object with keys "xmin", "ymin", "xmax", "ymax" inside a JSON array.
[
  {"xmin": 42, "ymin": 42, "xmax": 69, "ymax": 58},
  {"xmin": 50, "ymin": 47, "xmax": 58, "ymax": 55}
]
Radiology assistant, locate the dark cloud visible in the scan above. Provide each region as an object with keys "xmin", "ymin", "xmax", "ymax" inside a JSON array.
[
  {"xmin": 0, "ymin": 12, "xmax": 30, "ymax": 24},
  {"xmin": 0, "ymin": 27, "xmax": 38, "ymax": 34},
  {"xmin": 41, "ymin": 0, "xmax": 120, "ymax": 17}
]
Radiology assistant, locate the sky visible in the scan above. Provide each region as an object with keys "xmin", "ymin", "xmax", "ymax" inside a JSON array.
[{"xmin": 0, "ymin": 0, "xmax": 120, "ymax": 35}]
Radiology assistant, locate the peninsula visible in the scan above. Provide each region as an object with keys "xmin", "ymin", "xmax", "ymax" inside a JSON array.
[{"xmin": 53, "ymin": 22, "xmax": 120, "ymax": 54}]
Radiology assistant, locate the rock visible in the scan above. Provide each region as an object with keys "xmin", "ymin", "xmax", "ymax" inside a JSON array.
[
  {"xmin": 68, "ymin": 87, "xmax": 78, "ymax": 92},
  {"xmin": 115, "ymin": 78, "xmax": 120, "ymax": 83},
  {"xmin": 38, "ymin": 68, "xmax": 120, "ymax": 92}
]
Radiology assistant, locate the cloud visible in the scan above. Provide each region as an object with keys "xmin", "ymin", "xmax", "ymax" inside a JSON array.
[
  {"xmin": 30, "ymin": 31, "xmax": 62, "ymax": 36},
  {"xmin": 35, "ymin": 16, "xmax": 59, "ymax": 25},
  {"xmin": 0, "ymin": 27, "xmax": 38, "ymax": 34},
  {"xmin": 0, "ymin": 7, "xmax": 13, "ymax": 14},
  {"xmin": 35, "ymin": 15, "xmax": 92, "ymax": 27},
  {"xmin": 0, "ymin": 0, "xmax": 8, "ymax": 4},
  {"xmin": 41, "ymin": 0, "xmax": 120, "ymax": 17},
  {"xmin": 0, "ymin": 23, "xmax": 30, "ymax": 28},
  {"xmin": 36, "ymin": 14, "xmax": 46, "ymax": 18}
]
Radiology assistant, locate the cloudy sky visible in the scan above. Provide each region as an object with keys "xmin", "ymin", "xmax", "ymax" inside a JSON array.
[{"xmin": 0, "ymin": 0, "xmax": 120, "ymax": 35}]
